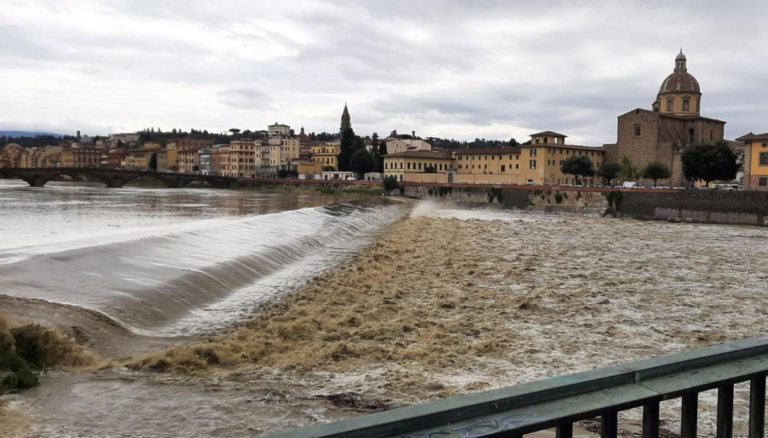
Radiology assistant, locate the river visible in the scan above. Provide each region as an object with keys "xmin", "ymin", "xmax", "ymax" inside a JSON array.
[
  {"xmin": 0, "ymin": 180, "xmax": 414, "ymax": 437},
  {"xmin": 0, "ymin": 180, "xmax": 406, "ymax": 337}
]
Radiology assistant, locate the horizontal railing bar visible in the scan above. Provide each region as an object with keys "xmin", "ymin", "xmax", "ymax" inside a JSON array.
[
  {"xmin": 269, "ymin": 335, "xmax": 768, "ymax": 438},
  {"xmin": 623, "ymin": 335, "xmax": 768, "ymax": 381},
  {"xmin": 633, "ymin": 352, "xmax": 768, "ymax": 399}
]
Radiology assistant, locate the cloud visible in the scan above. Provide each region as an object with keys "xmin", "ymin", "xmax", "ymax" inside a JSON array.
[
  {"xmin": 0, "ymin": 0, "xmax": 767, "ymax": 142},
  {"xmin": 217, "ymin": 88, "xmax": 276, "ymax": 110}
]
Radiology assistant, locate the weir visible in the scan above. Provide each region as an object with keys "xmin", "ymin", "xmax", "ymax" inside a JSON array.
[{"xmin": 272, "ymin": 336, "xmax": 768, "ymax": 438}]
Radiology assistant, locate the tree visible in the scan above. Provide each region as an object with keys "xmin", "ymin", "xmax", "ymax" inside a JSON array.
[
  {"xmin": 229, "ymin": 128, "xmax": 241, "ymax": 137},
  {"xmin": 681, "ymin": 141, "xmax": 739, "ymax": 187},
  {"xmin": 618, "ymin": 156, "xmax": 641, "ymax": 181},
  {"xmin": 382, "ymin": 175, "xmax": 399, "ymax": 192},
  {"xmin": 350, "ymin": 149, "xmax": 376, "ymax": 178},
  {"xmin": 596, "ymin": 163, "xmax": 621, "ymax": 186},
  {"xmin": 424, "ymin": 165, "xmax": 437, "ymax": 173},
  {"xmin": 642, "ymin": 162, "xmax": 672, "ymax": 187},
  {"xmin": 338, "ymin": 127, "xmax": 357, "ymax": 171},
  {"xmin": 560, "ymin": 155, "xmax": 595, "ymax": 184},
  {"xmin": 148, "ymin": 153, "xmax": 158, "ymax": 171},
  {"xmin": 322, "ymin": 165, "xmax": 336, "ymax": 171}
]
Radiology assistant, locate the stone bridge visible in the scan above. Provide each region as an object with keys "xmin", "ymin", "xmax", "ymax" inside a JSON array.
[{"xmin": 0, "ymin": 167, "xmax": 233, "ymax": 188}]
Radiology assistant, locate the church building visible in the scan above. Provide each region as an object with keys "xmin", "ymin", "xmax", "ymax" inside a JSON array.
[{"xmin": 604, "ymin": 50, "xmax": 726, "ymax": 186}]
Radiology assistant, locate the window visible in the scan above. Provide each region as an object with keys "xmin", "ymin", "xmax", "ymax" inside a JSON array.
[
  {"xmin": 501, "ymin": 165, "xmax": 506, "ymax": 172},
  {"xmin": 516, "ymin": 164, "xmax": 519, "ymax": 169},
  {"xmin": 760, "ymin": 152, "xmax": 768, "ymax": 166},
  {"xmin": 530, "ymin": 149, "xmax": 537, "ymax": 157},
  {"xmin": 682, "ymin": 99, "xmax": 690, "ymax": 111},
  {"xmin": 529, "ymin": 160, "xmax": 536, "ymax": 169},
  {"xmin": 761, "ymin": 177, "xmax": 768, "ymax": 187},
  {"xmin": 696, "ymin": 99, "xmax": 701, "ymax": 113},
  {"xmin": 667, "ymin": 99, "xmax": 674, "ymax": 111}
]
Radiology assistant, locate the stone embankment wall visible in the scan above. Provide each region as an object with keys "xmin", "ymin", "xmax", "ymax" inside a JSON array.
[
  {"xmin": 234, "ymin": 178, "xmax": 768, "ymax": 226},
  {"xmin": 619, "ymin": 190, "xmax": 768, "ymax": 226},
  {"xmin": 501, "ymin": 188, "xmax": 768, "ymax": 226},
  {"xmin": 401, "ymin": 185, "xmax": 492, "ymax": 203}
]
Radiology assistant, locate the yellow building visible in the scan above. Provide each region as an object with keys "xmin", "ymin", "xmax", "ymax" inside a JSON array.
[
  {"xmin": 737, "ymin": 132, "xmax": 768, "ymax": 190},
  {"xmin": 0, "ymin": 143, "xmax": 24, "ymax": 168},
  {"xmin": 61, "ymin": 147, "xmax": 103, "ymax": 168},
  {"xmin": 310, "ymin": 141, "xmax": 340, "ymax": 169},
  {"xmin": 156, "ymin": 143, "xmax": 179, "ymax": 173},
  {"xmin": 383, "ymin": 150, "xmax": 454, "ymax": 182},
  {"xmin": 125, "ymin": 144, "xmax": 160, "ymax": 170},
  {"xmin": 21, "ymin": 146, "xmax": 62, "ymax": 168},
  {"xmin": 383, "ymin": 131, "xmax": 604, "ymax": 185},
  {"xmin": 227, "ymin": 140, "xmax": 257, "ymax": 177},
  {"xmin": 178, "ymin": 147, "xmax": 200, "ymax": 174},
  {"xmin": 453, "ymin": 147, "xmax": 524, "ymax": 184}
]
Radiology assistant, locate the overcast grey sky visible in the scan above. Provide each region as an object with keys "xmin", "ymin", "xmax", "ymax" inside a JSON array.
[{"xmin": 1, "ymin": 0, "xmax": 766, "ymax": 144}]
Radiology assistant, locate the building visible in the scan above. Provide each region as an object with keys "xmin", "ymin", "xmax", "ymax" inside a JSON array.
[
  {"xmin": 453, "ymin": 147, "xmax": 524, "ymax": 184},
  {"xmin": 737, "ymin": 132, "xmax": 768, "ymax": 190},
  {"xmin": 167, "ymin": 138, "xmax": 213, "ymax": 150},
  {"xmin": 124, "ymin": 144, "xmax": 160, "ymax": 170},
  {"xmin": 156, "ymin": 143, "xmax": 179, "ymax": 173},
  {"xmin": 298, "ymin": 126, "xmax": 310, "ymax": 144},
  {"xmin": 61, "ymin": 146, "xmax": 103, "ymax": 168},
  {"xmin": 178, "ymin": 147, "xmax": 200, "ymax": 174},
  {"xmin": 226, "ymin": 140, "xmax": 257, "ymax": 177},
  {"xmin": 383, "ymin": 150, "xmax": 455, "ymax": 182},
  {"xmin": 210, "ymin": 144, "xmax": 230, "ymax": 176},
  {"xmin": 20, "ymin": 146, "xmax": 62, "ymax": 168},
  {"xmin": 0, "ymin": 143, "xmax": 23, "ymax": 168},
  {"xmin": 108, "ymin": 133, "xmax": 140, "ymax": 147},
  {"xmin": 198, "ymin": 148, "xmax": 212, "ymax": 175},
  {"xmin": 385, "ymin": 137, "xmax": 432, "ymax": 154},
  {"xmin": 310, "ymin": 141, "xmax": 340, "ymax": 169},
  {"xmin": 383, "ymin": 131, "xmax": 604, "ymax": 185},
  {"xmin": 604, "ymin": 50, "xmax": 726, "ymax": 186},
  {"xmin": 268, "ymin": 123, "xmax": 291, "ymax": 138},
  {"xmin": 340, "ymin": 103, "xmax": 351, "ymax": 134},
  {"xmin": 101, "ymin": 148, "xmax": 128, "ymax": 168}
]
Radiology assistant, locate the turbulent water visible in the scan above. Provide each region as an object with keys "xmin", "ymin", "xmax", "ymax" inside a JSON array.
[{"xmin": 0, "ymin": 180, "xmax": 406, "ymax": 335}]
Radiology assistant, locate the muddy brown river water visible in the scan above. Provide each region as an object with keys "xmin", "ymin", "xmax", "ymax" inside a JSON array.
[{"xmin": 3, "ymin": 182, "xmax": 768, "ymax": 437}]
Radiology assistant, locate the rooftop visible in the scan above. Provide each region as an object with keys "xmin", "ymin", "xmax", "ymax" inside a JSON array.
[
  {"xmin": 384, "ymin": 150, "xmax": 451, "ymax": 159},
  {"xmin": 530, "ymin": 131, "xmax": 567, "ymax": 138}
]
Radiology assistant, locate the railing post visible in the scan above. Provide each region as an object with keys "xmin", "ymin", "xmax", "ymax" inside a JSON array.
[
  {"xmin": 601, "ymin": 412, "xmax": 618, "ymax": 438},
  {"xmin": 556, "ymin": 423, "xmax": 573, "ymax": 438},
  {"xmin": 681, "ymin": 393, "xmax": 698, "ymax": 438},
  {"xmin": 643, "ymin": 402, "xmax": 660, "ymax": 438},
  {"xmin": 750, "ymin": 376, "xmax": 766, "ymax": 438},
  {"xmin": 718, "ymin": 383, "xmax": 734, "ymax": 438}
]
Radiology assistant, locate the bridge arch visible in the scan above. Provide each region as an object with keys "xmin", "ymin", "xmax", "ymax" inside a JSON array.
[
  {"xmin": 178, "ymin": 176, "xmax": 228, "ymax": 189},
  {"xmin": 117, "ymin": 172, "xmax": 177, "ymax": 188}
]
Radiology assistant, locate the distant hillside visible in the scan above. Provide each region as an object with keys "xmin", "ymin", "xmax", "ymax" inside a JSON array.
[{"xmin": 0, "ymin": 131, "xmax": 62, "ymax": 138}]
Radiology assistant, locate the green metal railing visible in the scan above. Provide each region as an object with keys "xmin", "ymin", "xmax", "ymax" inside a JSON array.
[{"xmin": 270, "ymin": 335, "xmax": 768, "ymax": 438}]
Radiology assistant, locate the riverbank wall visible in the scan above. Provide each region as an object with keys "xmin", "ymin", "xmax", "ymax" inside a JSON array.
[{"xmin": 234, "ymin": 179, "xmax": 768, "ymax": 226}]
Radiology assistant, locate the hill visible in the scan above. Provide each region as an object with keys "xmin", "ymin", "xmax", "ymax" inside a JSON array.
[{"xmin": 0, "ymin": 131, "xmax": 62, "ymax": 138}]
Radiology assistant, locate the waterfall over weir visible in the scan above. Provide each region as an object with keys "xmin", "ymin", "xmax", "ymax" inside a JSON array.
[{"xmin": 0, "ymin": 192, "xmax": 406, "ymax": 335}]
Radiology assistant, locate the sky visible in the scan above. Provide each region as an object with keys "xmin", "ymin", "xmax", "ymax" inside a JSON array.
[{"xmin": 1, "ymin": 0, "xmax": 767, "ymax": 145}]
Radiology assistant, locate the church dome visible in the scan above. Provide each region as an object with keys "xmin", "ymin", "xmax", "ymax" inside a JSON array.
[
  {"xmin": 659, "ymin": 71, "xmax": 700, "ymax": 93},
  {"xmin": 659, "ymin": 50, "xmax": 700, "ymax": 94}
]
